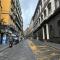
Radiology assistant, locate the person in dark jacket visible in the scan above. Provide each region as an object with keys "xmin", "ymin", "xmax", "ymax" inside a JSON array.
[{"xmin": 9, "ymin": 36, "xmax": 13, "ymax": 48}]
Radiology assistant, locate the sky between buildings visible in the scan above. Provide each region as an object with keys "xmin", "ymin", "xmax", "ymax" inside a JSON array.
[{"xmin": 20, "ymin": 0, "xmax": 38, "ymax": 31}]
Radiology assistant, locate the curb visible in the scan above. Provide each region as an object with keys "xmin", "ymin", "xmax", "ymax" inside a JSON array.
[
  {"xmin": 47, "ymin": 43, "xmax": 60, "ymax": 50},
  {"xmin": 34, "ymin": 41, "xmax": 60, "ymax": 50},
  {"xmin": 0, "ymin": 46, "xmax": 9, "ymax": 52},
  {"xmin": 37, "ymin": 40, "xmax": 60, "ymax": 50}
]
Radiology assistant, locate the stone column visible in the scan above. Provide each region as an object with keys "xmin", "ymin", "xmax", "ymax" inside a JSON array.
[
  {"xmin": 46, "ymin": 24, "xmax": 49, "ymax": 39},
  {"xmin": 42, "ymin": 27, "xmax": 45, "ymax": 40}
]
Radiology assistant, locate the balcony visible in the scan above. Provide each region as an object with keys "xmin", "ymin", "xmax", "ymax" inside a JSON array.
[
  {"xmin": 9, "ymin": 25, "xmax": 18, "ymax": 32},
  {"xmin": 9, "ymin": 11, "xmax": 16, "ymax": 20}
]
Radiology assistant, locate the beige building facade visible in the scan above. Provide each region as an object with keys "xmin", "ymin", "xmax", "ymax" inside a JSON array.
[{"xmin": 32, "ymin": 0, "xmax": 60, "ymax": 43}]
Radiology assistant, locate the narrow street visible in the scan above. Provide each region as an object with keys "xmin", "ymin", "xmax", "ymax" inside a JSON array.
[
  {"xmin": 0, "ymin": 39, "xmax": 60, "ymax": 60},
  {"xmin": 0, "ymin": 0, "xmax": 60, "ymax": 60}
]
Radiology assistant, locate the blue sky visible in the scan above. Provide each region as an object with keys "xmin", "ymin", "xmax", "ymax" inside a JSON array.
[{"xmin": 20, "ymin": 0, "xmax": 38, "ymax": 31}]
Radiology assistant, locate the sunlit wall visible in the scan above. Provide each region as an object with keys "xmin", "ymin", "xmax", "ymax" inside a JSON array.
[{"xmin": 1, "ymin": 0, "xmax": 14, "ymax": 25}]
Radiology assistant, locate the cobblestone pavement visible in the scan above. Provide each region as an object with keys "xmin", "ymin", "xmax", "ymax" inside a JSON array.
[
  {"xmin": 0, "ymin": 40, "xmax": 36, "ymax": 60},
  {"xmin": 28, "ymin": 40, "xmax": 60, "ymax": 60}
]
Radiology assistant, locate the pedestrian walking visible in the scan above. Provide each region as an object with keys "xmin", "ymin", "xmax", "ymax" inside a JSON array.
[{"xmin": 9, "ymin": 36, "xmax": 13, "ymax": 48}]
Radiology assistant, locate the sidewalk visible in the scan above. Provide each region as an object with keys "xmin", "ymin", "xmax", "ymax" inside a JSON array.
[
  {"xmin": 0, "ymin": 44, "xmax": 9, "ymax": 52},
  {"xmin": 29, "ymin": 39, "xmax": 60, "ymax": 60},
  {"xmin": 46, "ymin": 42, "xmax": 60, "ymax": 50},
  {"xmin": 32, "ymin": 39, "xmax": 60, "ymax": 50}
]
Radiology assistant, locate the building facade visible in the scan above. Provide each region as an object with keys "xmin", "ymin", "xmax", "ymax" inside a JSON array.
[
  {"xmin": 28, "ymin": 19, "xmax": 33, "ymax": 39},
  {"xmin": 24, "ymin": 27, "xmax": 29, "ymax": 39},
  {"xmin": 24, "ymin": 19, "xmax": 33, "ymax": 39},
  {"xmin": 32, "ymin": 0, "xmax": 60, "ymax": 43},
  {"xmin": 0, "ymin": 0, "xmax": 23, "ymax": 44}
]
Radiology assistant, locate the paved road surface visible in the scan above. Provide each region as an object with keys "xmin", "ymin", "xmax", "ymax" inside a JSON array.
[
  {"xmin": 0, "ymin": 39, "xmax": 60, "ymax": 60},
  {"xmin": 0, "ymin": 40, "xmax": 36, "ymax": 60},
  {"xmin": 28, "ymin": 40, "xmax": 60, "ymax": 60}
]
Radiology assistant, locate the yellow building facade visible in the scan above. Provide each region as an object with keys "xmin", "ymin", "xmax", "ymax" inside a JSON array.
[
  {"xmin": 1, "ymin": 0, "xmax": 15, "ymax": 26},
  {"xmin": 0, "ymin": 0, "xmax": 23, "ymax": 45}
]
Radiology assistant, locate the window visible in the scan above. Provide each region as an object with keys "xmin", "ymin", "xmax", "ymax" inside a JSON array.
[
  {"xmin": 40, "ymin": 0, "xmax": 42, "ymax": 7},
  {"xmin": 43, "ymin": 0, "xmax": 46, "ymax": 4},
  {"xmin": 55, "ymin": 0, "xmax": 59, "ymax": 9},
  {"xmin": 48, "ymin": 3, "xmax": 51, "ymax": 14},
  {"xmin": 39, "ymin": 18, "xmax": 40, "ymax": 23},
  {"xmin": 44, "ymin": 9, "xmax": 46, "ymax": 18},
  {"xmin": 41, "ymin": 14, "xmax": 43, "ymax": 21},
  {"xmin": 43, "ymin": 0, "xmax": 47, "ymax": 6}
]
